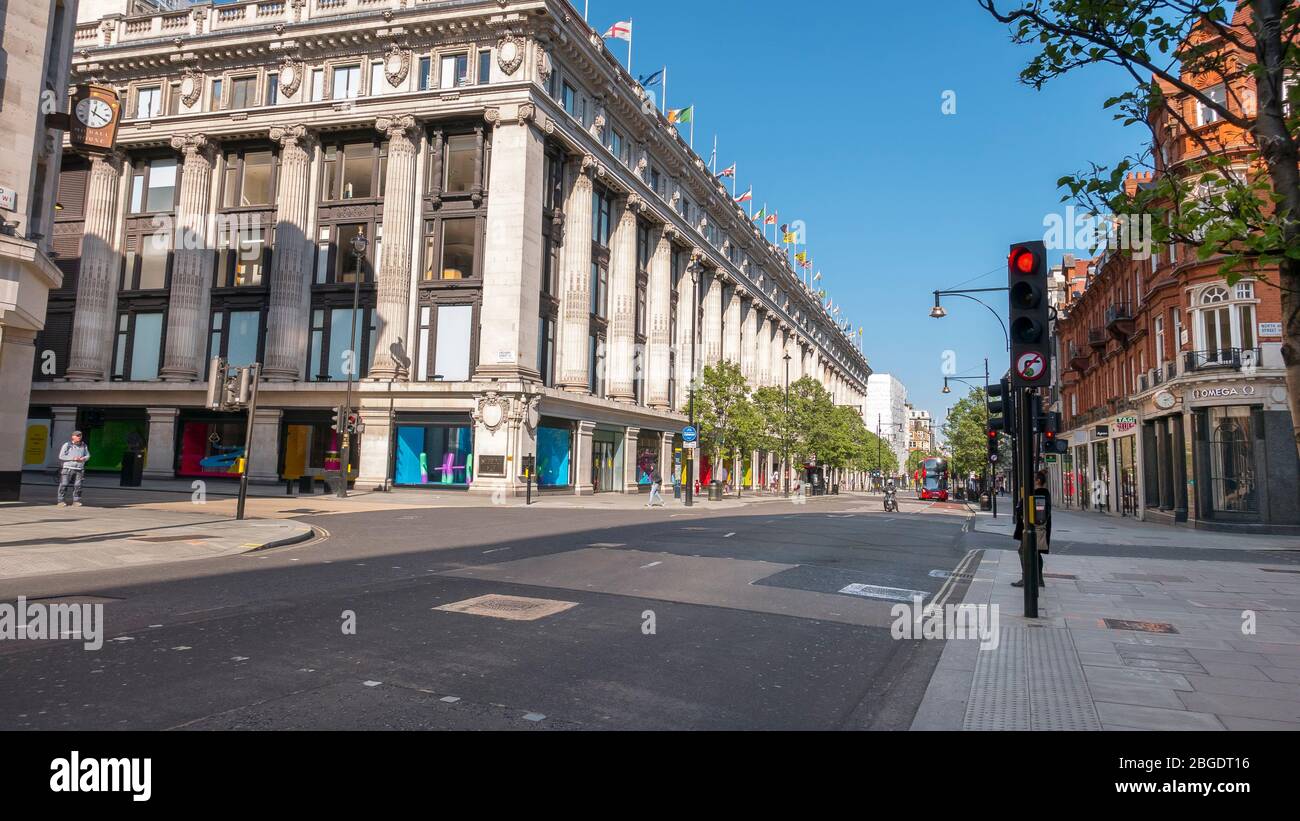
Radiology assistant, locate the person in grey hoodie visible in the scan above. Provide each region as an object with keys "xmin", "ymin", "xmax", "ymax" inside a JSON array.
[{"xmin": 57, "ymin": 431, "xmax": 90, "ymax": 507}]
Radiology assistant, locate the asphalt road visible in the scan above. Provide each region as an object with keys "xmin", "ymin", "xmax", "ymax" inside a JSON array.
[{"xmin": 0, "ymin": 494, "xmax": 979, "ymax": 731}]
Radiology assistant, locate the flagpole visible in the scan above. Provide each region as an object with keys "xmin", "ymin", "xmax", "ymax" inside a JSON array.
[
  {"xmin": 627, "ymin": 19, "xmax": 633, "ymax": 74},
  {"xmin": 662, "ymin": 65, "xmax": 668, "ymax": 114}
]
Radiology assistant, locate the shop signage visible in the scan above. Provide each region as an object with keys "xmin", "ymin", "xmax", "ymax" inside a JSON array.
[
  {"xmin": 1259, "ymin": 322, "xmax": 1283, "ymax": 338},
  {"xmin": 478, "ymin": 455, "xmax": 506, "ymax": 477},
  {"xmin": 1191, "ymin": 385, "xmax": 1257, "ymax": 401},
  {"xmin": 1153, "ymin": 390, "xmax": 1177, "ymax": 410},
  {"xmin": 0, "ymin": 186, "xmax": 16, "ymax": 212},
  {"xmin": 1045, "ymin": 455, "xmax": 1058, "ymax": 464},
  {"xmin": 1115, "ymin": 416, "xmax": 1138, "ymax": 434},
  {"xmin": 1093, "ymin": 425, "xmax": 1110, "ymax": 439}
]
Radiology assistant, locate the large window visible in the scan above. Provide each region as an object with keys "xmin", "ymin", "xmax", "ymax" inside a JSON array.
[
  {"xmin": 112, "ymin": 311, "xmax": 164, "ymax": 381},
  {"xmin": 222, "ymin": 149, "xmax": 275, "ymax": 208},
  {"xmin": 1206, "ymin": 406, "xmax": 1259, "ymax": 514},
  {"xmin": 322, "ymin": 141, "xmax": 387, "ymax": 201},
  {"xmin": 230, "ymin": 75, "xmax": 257, "ymax": 109},
  {"xmin": 414, "ymin": 304, "xmax": 475, "ymax": 383},
  {"xmin": 1197, "ymin": 83, "xmax": 1227, "ymax": 126},
  {"xmin": 331, "ymin": 64, "xmax": 361, "ymax": 100},
  {"xmin": 396, "ymin": 423, "xmax": 474, "ymax": 486},
  {"xmin": 128, "ymin": 157, "xmax": 178, "ymax": 215},
  {"xmin": 135, "ymin": 86, "xmax": 162, "ymax": 119},
  {"xmin": 440, "ymin": 53, "xmax": 469, "ymax": 89},
  {"xmin": 308, "ymin": 307, "xmax": 375, "ymax": 382},
  {"xmin": 208, "ymin": 309, "xmax": 262, "ymax": 369},
  {"xmin": 121, "ymin": 230, "xmax": 170, "ymax": 291}
]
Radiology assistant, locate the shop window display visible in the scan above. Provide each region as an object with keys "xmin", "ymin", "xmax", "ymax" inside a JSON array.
[
  {"xmin": 179, "ymin": 420, "xmax": 247, "ymax": 478},
  {"xmin": 395, "ymin": 425, "xmax": 473, "ymax": 486},
  {"xmin": 536, "ymin": 426, "xmax": 572, "ymax": 488}
]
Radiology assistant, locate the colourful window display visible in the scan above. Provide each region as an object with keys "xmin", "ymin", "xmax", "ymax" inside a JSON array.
[
  {"xmin": 395, "ymin": 424, "xmax": 473, "ymax": 486},
  {"xmin": 635, "ymin": 430, "xmax": 660, "ymax": 486},
  {"xmin": 85, "ymin": 419, "xmax": 148, "ymax": 472},
  {"xmin": 536, "ymin": 425, "xmax": 572, "ymax": 488},
  {"xmin": 178, "ymin": 419, "xmax": 247, "ymax": 478}
]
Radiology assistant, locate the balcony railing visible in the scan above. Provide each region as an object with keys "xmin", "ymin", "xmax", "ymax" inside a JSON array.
[
  {"xmin": 1088, "ymin": 328, "xmax": 1108, "ymax": 350},
  {"xmin": 1104, "ymin": 303, "xmax": 1133, "ymax": 325},
  {"xmin": 1183, "ymin": 348, "xmax": 1262, "ymax": 372}
]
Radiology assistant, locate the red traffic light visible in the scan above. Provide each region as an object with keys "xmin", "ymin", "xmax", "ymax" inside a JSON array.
[
  {"xmin": 988, "ymin": 430, "xmax": 998, "ymax": 440},
  {"xmin": 1010, "ymin": 246, "xmax": 1037, "ymax": 275}
]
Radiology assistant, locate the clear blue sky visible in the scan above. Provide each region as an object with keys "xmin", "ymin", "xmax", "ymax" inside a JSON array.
[{"xmin": 590, "ymin": 0, "xmax": 1141, "ymax": 438}]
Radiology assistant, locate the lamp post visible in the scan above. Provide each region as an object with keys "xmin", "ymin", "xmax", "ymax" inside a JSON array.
[
  {"xmin": 930, "ymin": 288, "xmax": 1010, "ymax": 351},
  {"xmin": 338, "ymin": 232, "xmax": 367, "ymax": 499},
  {"xmin": 685, "ymin": 257, "xmax": 702, "ymax": 508},
  {"xmin": 783, "ymin": 351, "xmax": 791, "ymax": 498}
]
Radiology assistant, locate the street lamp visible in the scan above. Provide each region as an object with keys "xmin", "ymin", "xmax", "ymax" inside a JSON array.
[
  {"xmin": 783, "ymin": 351, "xmax": 792, "ymax": 498},
  {"xmin": 686, "ymin": 257, "xmax": 702, "ymax": 508},
  {"xmin": 930, "ymin": 287, "xmax": 1009, "ymax": 351},
  {"xmin": 338, "ymin": 231, "xmax": 367, "ymax": 499}
]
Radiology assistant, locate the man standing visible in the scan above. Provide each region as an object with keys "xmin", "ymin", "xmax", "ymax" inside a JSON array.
[{"xmin": 57, "ymin": 431, "xmax": 91, "ymax": 507}]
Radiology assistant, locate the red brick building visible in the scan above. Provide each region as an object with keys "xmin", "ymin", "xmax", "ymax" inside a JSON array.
[{"xmin": 1053, "ymin": 13, "xmax": 1299, "ymax": 534}]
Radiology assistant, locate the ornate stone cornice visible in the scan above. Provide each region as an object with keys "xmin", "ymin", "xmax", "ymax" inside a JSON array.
[{"xmin": 383, "ymin": 43, "xmax": 410, "ymax": 87}]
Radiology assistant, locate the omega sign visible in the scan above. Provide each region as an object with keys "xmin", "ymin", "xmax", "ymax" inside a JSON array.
[{"xmin": 1191, "ymin": 385, "xmax": 1257, "ymax": 400}]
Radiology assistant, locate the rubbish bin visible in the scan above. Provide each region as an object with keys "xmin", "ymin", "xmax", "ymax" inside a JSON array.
[
  {"xmin": 832, "ymin": 483, "xmax": 840, "ymax": 496},
  {"xmin": 119, "ymin": 451, "xmax": 144, "ymax": 487},
  {"xmin": 708, "ymin": 481, "xmax": 724, "ymax": 501},
  {"xmin": 299, "ymin": 475, "xmax": 315, "ymax": 494},
  {"xmin": 980, "ymin": 493, "xmax": 992, "ymax": 511}
]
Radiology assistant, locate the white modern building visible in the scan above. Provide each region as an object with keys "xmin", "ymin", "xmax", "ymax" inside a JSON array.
[
  {"xmin": 866, "ymin": 373, "xmax": 908, "ymax": 473},
  {"xmin": 25, "ymin": 0, "xmax": 871, "ymax": 497},
  {"xmin": 0, "ymin": 0, "xmax": 78, "ymax": 500}
]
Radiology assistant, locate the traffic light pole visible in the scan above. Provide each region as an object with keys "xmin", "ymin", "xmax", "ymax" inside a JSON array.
[
  {"xmin": 236, "ymin": 363, "xmax": 262, "ymax": 521},
  {"xmin": 1018, "ymin": 386, "xmax": 1039, "ymax": 618}
]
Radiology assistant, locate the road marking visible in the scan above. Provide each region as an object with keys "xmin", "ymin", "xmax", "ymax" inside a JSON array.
[
  {"xmin": 924, "ymin": 549, "xmax": 982, "ymax": 617},
  {"xmin": 723, "ymin": 532, "xmax": 736, "ymax": 538},
  {"xmin": 523, "ymin": 713, "xmax": 546, "ymax": 722},
  {"xmin": 441, "ymin": 696, "xmax": 461, "ymax": 703},
  {"xmin": 482, "ymin": 547, "xmax": 513, "ymax": 554},
  {"xmin": 363, "ymin": 681, "xmax": 383, "ymax": 687},
  {"xmin": 640, "ymin": 561, "xmax": 663, "ymax": 569},
  {"xmin": 588, "ymin": 543, "xmax": 626, "ymax": 548}
]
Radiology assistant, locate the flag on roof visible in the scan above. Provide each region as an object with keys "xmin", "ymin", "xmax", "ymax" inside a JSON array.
[{"xmin": 603, "ymin": 21, "xmax": 632, "ymax": 41}]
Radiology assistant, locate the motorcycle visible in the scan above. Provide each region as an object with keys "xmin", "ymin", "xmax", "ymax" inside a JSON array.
[{"xmin": 883, "ymin": 487, "xmax": 898, "ymax": 513}]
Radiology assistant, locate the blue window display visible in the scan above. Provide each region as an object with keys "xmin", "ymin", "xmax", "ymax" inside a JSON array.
[
  {"xmin": 396, "ymin": 424, "xmax": 473, "ymax": 486},
  {"xmin": 536, "ymin": 425, "xmax": 572, "ymax": 488}
]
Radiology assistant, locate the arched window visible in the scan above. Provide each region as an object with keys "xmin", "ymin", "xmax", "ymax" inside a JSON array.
[{"xmin": 1200, "ymin": 285, "xmax": 1229, "ymax": 305}]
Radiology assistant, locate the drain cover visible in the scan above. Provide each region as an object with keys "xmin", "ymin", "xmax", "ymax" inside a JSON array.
[
  {"xmin": 838, "ymin": 583, "xmax": 926, "ymax": 603},
  {"xmin": 1102, "ymin": 618, "xmax": 1179, "ymax": 634},
  {"xmin": 435, "ymin": 594, "xmax": 578, "ymax": 621},
  {"xmin": 1044, "ymin": 573, "xmax": 1078, "ymax": 580},
  {"xmin": 1261, "ymin": 568, "xmax": 1300, "ymax": 575}
]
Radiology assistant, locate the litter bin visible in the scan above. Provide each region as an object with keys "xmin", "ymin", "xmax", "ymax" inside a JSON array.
[
  {"xmin": 299, "ymin": 475, "xmax": 315, "ymax": 494},
  {"xmin": 980, "ymin": 493, "xmax": 992, "ymax": 511},
  {"xmin": 119, "ymin": 451, "xmax": 144, "ymax": 487},
  {"xmin": 708, "ymin": 481, "xmax": 724, "ymax": 501},
  {"xmin": 832, "ymin": 483, "xmax": 840, "ymax": 496}
]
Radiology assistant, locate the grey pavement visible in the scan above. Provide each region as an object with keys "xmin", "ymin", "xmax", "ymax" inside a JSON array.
[
  {"xmin": 0, "ymin": 503, "xmax": 314, "ymax": 581},
  {"xmin": 912, "ymin": 539, "xmax": 1300, "ymax": 731},
  {"xmin": 974, "ymin": 505, "xmax": 1300, "ymax": 551}
]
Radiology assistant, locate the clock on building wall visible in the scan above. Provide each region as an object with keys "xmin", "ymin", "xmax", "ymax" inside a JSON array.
[{"xmin": 69, "ymin": 84, "xmax": 122, "ymax": 154}]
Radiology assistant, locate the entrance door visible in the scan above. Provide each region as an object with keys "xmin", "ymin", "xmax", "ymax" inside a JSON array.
[{"xmin": 592, "ymin": 436, "xmax": 620, "ymax": 493}]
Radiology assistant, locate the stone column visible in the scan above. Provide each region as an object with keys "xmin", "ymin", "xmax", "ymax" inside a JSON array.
[
  {"xmin": 160, "ymin": 134, "xmax": 217, "ymax": 382},
  {"xmin": 142, "ymin": 407, "xmax": 179, "ymax": 479},
  {"xmin": 739, "ymin": 293, "xmax": 756, "ymax": 385},
  {"xmin": 263, "ymin": 125, "xmax": 317, "ymax": 382},
  {"xmin": 0, "ymin": 327, "xmax": 37, "ymax": 497},
  {"xmin": 45, "ymin": 406, "xmax": 79, "ymax": 474},
  {"xmin": 756, "ymin": 309, "xmax": 771, "ymax": 386},
  {"xmin": 772, "ymin": 323, "xmax": 788, "ymax": 388},
  {"xmin": 477, "ymin": 107, "xmax": 545, "ymax": 381},
  {"xmin": 660, "ymin": 431, "xmax": 676, "ymax": 492},
  {"xmin": 574, "ymin": 420, "xmax": 595, "ymax": 495},
  {"xmin": 701, "ymin": 270, "xmax": 724, "ymax": 367},
  {"xmin": 722, "ymin": 282, "xmax": 742, "ymax": 366},
  {"xmin": 356, "ymin": 406, "xmax": 393, "ymax": 489},
  {"xmin": 66, "ymin": 150, "xmax": 126, "ymax": 382},
  {"xmin": 607, "ymin": 195, "xmax": 641, "ymax": 401},
  {"xmin": 558, "ymin": 156, "xmax": 597, "ymax": 392},
  {"xmin": 676, "ymin": 254, "xmax": 701, "ymax": 393},
  {"xmin": 366, "ymin": 115, "xmax": 421, "ymax": 380},
  {"xmin": 247, "ymin": 408, "xmax": 284, "ymax": 484},
  {"xmin": 623, "ymin": 426, "xmax": 641, "ymax": 493},
  {"xmin": 646, "ymin": 226, "xmax": 673, "ymax": 410}
]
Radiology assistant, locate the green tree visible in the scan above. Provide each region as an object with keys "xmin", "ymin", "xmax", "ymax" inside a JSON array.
[
  {"xmin": 685, "ymin": 361, "xmax": 751, "ymax": 483},
  {"xmin": 941, "ymin": 388, "xmax": 989, "ymax": 484},
  {"xmin": 980, "ymin": 0, "xmax": 1300, "ymax": 456}
]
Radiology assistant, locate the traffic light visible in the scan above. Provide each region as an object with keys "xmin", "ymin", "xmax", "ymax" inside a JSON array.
[
  {"xmin": 1039, "ymin": 410, "xmax": 1068, "ymax": 454},
  {"xmin": 987, "ymin": 378, "xmax": 1011, "ymax": 433},
  {"xmin": 987, "ymin": 429, "xmax": 1001, "ymax": 464},
  {"xmin": 206, "ymin": 357, "xmax": 229, "ymax": 410},
  {"xmin": 332, "ymin": 407, "xmax": 344, "ymax": 433},
  {"xmin": 345, "ymin": 412, "xmax": 360, "ymax": 436},
  {"xmin": 1007, "ymin": 241, "xmax": 1050, "ymax": 390}
]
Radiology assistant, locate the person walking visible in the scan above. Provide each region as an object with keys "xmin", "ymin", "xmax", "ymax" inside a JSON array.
[
  {"xmin": 647, "ymin": 466, "xmax": 666, "ymax": 508},
  {"xmin": 56, "ymin": 430, "xmax": 91, "ymax": 507}
]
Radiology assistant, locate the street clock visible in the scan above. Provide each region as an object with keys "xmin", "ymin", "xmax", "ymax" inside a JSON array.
[{"xmin": 69, "ymin": 84, "xmax": 122, "ymax": 154}]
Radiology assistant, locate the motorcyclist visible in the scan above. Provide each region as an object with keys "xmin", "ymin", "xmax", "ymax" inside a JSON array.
[{"xmin": 884, "ymin": 479, "xmax": 897, "ymax": 511}]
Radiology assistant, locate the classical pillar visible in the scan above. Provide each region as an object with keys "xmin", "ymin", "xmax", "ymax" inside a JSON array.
[
  {"xmin": 701, "ymin": 271, "xmax": 724, "ymax": 367},
  {"xmin": 739, "ymin": 293, "xmax": 756, "ymax": 385},
  {"xmin": 659, "ymin": 431, "xmax": 676, "ymax": 491},
  {"xmin": 558, "ymin": 156, "xmax": 597, "ymax": 392},
  {"xmin": 66, "ymin": 150, "xmax": 126, "ymax": 382},
  {"xmin": 574, "ymin": 420, "xmax": 595, "ymax": 495},
  {"xmin": 646, "ymin": 226, "xmax": 673, "ymax": 410},
  {"xmin": 142, "ymin": 407, "xmax": 179, "ymax": 479},
  {"xmin": 756, "ymin": 308, "xmax": 772, "ymax": 386},
  {"xmin": 623, "ymin": 426, "xmax": 641, "ymax": 492},
  {"xmin": 676, "ymin": 253, "xmax": 700, "ymax": 393},
  {"xmin": 355, "ymin": 406, "xmax": 393, "ymax": 489},
  {"xmin": 476, "ymin": 107, "xmax": 545, "ymax": 381},
  {"xmin": 723, "ymin": 281, "xmax": 742, "ymax": 366},
  {"xmin": 772, "ymin": 323, "xmax": 788, "ymax": 388},
  {"xmin": 365, "ymin": 115, "xmax": 421, "ymax": 380},
  {"xmin": 160, "ymin": 134, "xmax": 217, "ymax": 382},
  {"xmin": 263, "ymin": 125, "xmax": 317, "ymax": 382},
  {"xmin": 607, "ymin": 195, "xmax": 641, "ymax": 401}
]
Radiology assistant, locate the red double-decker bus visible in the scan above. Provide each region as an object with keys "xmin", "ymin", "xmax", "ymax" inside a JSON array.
[{"xmin": 915, "ymin": 457, "xmax": 949, "ymax": 501}]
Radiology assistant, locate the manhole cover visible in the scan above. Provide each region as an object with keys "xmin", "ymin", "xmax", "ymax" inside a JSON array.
[
  {"xmin": 838, "ymin": 583, "xmax": 926, "ymax": 603},
  {"xmin": 435, "ymin": 594, "xmax": 578, "ymax": 621},
  {"xmin": 1102, "ymin": 618, "xmax": 1179, "ymax": 634},
  {"xmin": 128, "ymin": 535, "xmax": 215, "ymax": 543}
]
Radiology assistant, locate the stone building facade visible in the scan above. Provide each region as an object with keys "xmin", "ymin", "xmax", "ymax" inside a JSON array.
[
  {"xmin": 27, "ymin": 0, "xmax": 871, "ymax": 497},
  {"xmin": 0, "ymin": 0, "xmax": 78, "ymax": 500}
]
